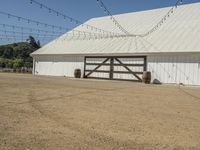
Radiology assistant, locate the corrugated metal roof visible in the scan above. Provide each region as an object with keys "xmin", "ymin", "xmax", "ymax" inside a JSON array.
[{"xmin": 31, "ymin": 2, "xmax": 200, "ymax": 56}]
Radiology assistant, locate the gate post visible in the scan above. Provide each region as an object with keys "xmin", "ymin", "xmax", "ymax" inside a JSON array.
[
  {"xmin": 144, "ymin": 56, "xmax": 147, "ymax": 71},
  {"xmin": 83, "ymin": 56, "xmax": 86, "ymax": 78},
  {"xmin": 110, "ymin": 58, "xmax": 114, "ymax": 79}
]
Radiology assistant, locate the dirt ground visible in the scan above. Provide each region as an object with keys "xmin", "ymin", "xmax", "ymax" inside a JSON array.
[{"xmin": 0, "ymin": 73, "xmax": 200, "ymax": 150}]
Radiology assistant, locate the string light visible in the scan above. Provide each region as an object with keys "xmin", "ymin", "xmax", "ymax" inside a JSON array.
[
  {"xmin": 0, "ymin": 29, "xmax": 60, "ymax": 37},
  {"xmin": 0, "ymin": 24, "xmax": 64, "ymax": 35},
  {"xmin": 0, "ymin": 0, "xmax": 186, "ymax": 41},
  {"xmin": 140, "ymin": 0, "xmax": 184, "ymax": 37},
  {"xmin": 29, "ymin": 0, "xmax": 120, "ymax": 36},
  {"xmin": 0, "ymin": 11, "xmax": 112, "ymax": 39},
  {"xmin": 0, "ymin": 11, "xmax": 68, "ymax": 31},
  {"xmin": 0, "ymin": 34, "xmax": 56, "ymax": 40},
  {"xmin": 96, "ymin": 0, "xmax": 131, "ymax": 36}
]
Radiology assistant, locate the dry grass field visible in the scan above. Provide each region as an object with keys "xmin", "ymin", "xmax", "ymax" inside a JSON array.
[{"xmin": 0, "ymin": 73, "xmax": 200, "ymax": 150}]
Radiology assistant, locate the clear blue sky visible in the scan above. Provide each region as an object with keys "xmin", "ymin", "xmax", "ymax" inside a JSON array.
[{"xmin": 0, "ymin": 0, "xmax": 199, "ymax": 45}]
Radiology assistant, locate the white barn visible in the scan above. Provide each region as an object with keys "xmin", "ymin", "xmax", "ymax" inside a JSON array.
[{"xmin": 31, "ymin": 3, "xmax": 200, "ymax": 85}]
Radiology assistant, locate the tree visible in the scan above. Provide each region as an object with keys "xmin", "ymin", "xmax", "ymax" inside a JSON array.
[
  {"xmin": 0, "ymin": 46, "xmax": 5, "ymax": 56},
  {"xmin": 0, "ymin": 40, "xmax": 39, "ymax": 69},
  {"xmin": 0, "ymin": 58, "xmax": 6, "ymax": 68},
  {"xmin": 37, "ymin": 40, "xmax": 41, "ymax": 48},
  {"xmin": 5, "ymin": 60, "xmax": 14, "ymax": 68},
  {"xmin": 13, "ymin": 59, "xmax": 24, "ymax": 69},
  {"xmin": 3, "ymin": 47, "xmax": 13, "ymax": 59},
  {"xmin": 26, "ymin": 36, "xmax": 41, "ymax": 49}
]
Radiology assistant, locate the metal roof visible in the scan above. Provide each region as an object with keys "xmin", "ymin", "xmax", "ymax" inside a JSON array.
[{"xmin": 31, "ymin": 2, "xmax": 200, "ymax": 56}]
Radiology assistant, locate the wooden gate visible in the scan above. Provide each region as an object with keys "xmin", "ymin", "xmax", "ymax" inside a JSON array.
[{"xmin": 84, "ymin": 56, "xmax": 147, "ymax": 82}]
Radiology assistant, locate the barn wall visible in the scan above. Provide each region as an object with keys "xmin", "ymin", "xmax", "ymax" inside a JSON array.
[
  {"xmin": 148, "ymin": 54, "xmax": 200, "ymax": 86},
  {"xmin": 34, "ymin": 55, "xmax": 84, "ymax": 77},
  {"xmin": 33, "ymin": 54, "xmax": 200, "ymax": 85}
]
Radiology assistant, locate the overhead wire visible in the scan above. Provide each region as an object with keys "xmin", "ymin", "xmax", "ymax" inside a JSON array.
[
  {"xmin": 0, "ymin": 11, "xmax": 68, "ymax": 31},
  {"xmin": 29, "ymin": 0, "xmax": 121, "ymax": 36},
  {"xmin": 0, "ymin": 34, "xmax": 54, "ymax": 39},
  {"xmin": 0, "ymin": 23, "xmax": 65, "ymax": 35},
  {"xmin": 0, "ymin": 29, "xmax": 60, "ymax": 37},
  {"xmin": 96, "ymin": 0, "xmax": 184, "ymax": 38},
  {"xmin": 0, "ymin": 11, "xmax": 119, "ymax": 39},
  {"xmin": 0, "ymin": 0, "xmax": 186, "ymax": 42},
  {"xmin": 140, "ymin": 0, "xmax": 184, "ymax": 37},
  {"xmin": 96, "ymin": 0, "xmax": 130, "ymax": 35}
]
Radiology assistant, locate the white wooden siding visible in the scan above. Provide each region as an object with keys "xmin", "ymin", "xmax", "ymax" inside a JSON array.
[
  {"xmin": 34, "ymin": 54, "xmax": 200, "ymax": 85},
  {"xmin": 35, "ymin": 56, "xmax": 84, "ymax": 77},
  {"xmin": 148, "ymin": 55, "xmax": 200, "ymax": 85}
]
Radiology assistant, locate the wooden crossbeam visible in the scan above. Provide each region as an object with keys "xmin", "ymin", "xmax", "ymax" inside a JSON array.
[
  {"xmin": 85, "ymin": 70, "xmax": 143, "ymax": 74},
  {"xmin": 84, "ymin": 58, "xmax": 110, "ymax": 78},
  {"xmin": 85, "ymin": 63, "xmax": 145, "ymax": 67},
  {"xmin": 84, "ymin": 56, "xmax": 146, "ymax": 82},
  {"xmin": 86, "ymin": 76, "xmax": 142, "ymax": 82},
  {"xmin": 115, "ymin": 58, "xmax": 142, "ymax": 81}
]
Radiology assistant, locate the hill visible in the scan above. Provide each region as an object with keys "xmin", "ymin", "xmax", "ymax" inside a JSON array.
[{"xmin": 0, "ymin": 36, "xmax": 40, "ymax": 69}]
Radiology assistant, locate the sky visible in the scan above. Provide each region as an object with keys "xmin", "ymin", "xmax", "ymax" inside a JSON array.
[{"xmin": 0, "ymin": 0, "xmax": 199, "ymax": 45}]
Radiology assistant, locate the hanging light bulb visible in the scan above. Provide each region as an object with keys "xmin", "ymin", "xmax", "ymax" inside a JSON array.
[
  {"xmin": 40, "ymin": 4, "xmax": 43, "ymax": 8},
  {"xmin": 30, "ymin": 0, "xmax": 33, "ymax": 4}
]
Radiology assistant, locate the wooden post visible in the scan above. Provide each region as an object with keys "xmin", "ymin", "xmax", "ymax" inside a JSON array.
[
  {"xmin": 144, "ymin": 56, "xmax": 147, "ymax": 71},
  {"xmin": 110, "ymin": 58, "xmax": 114, "ymax": 79},
  {"xmin": 83, "ymin": 57, "xmax": 86, "ymax": 78}
]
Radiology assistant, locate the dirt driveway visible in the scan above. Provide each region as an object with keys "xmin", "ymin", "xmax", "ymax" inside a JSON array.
[{"xmin": 0, "ymin": 73, "xmax": 200, "ymax": 150}]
